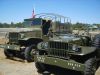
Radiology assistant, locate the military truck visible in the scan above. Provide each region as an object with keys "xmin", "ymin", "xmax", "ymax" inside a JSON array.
[
  {"xmin": 33, "ymin": 13, "xmax": 100, "ymax": 75},
  {"xmin": 0, "ymin": 17, "xmax": 44, "ymax": 62}
]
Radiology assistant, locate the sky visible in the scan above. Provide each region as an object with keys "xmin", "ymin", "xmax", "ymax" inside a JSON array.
[{"xmin": 0, "ymin": 0, "xmax": 100, "ymax": 24}]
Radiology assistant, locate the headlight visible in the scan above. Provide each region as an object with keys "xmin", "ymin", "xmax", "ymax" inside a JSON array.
[
  {"xmin": 72, "ymin": 45, "xmax": 78, "ymax": 50},
  {"xmin": 69, "ymin": 44, "xmax": 81, "ymax": 52},
  {"xmin": 37, "ymin": 42, "xmax": 48, "ymax": 49},
  {"xmin": 42, "ymin": 42, "xmax": 48, "ymax": 49},
  {"xmin": 72, "ymin": 44, "xmax": 81, "ymax": 52}
]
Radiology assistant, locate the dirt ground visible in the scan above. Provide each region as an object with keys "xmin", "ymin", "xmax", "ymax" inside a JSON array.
[
  {"xmin": 0, "ymin": 38, "xmax": 39, "ymax": 75},
  {"xmin": 0, "ymin": 38, "xmax": 100, "ymax": 75},
  {"xmin": 0, "ymin": 49, "xmax": 39, "ymax": 75}
]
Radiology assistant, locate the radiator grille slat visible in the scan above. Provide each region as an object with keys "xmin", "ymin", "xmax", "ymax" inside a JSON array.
[
  {"xmin": 48, "ymin": 41, "xmax": 68, "ymax": 58},
  {"xmin": 9, "ymin": 33, "xmax": 19, "ymax": 43},
  {"xmin": 49, "ymin": 41, "xmax": 68, "ymax": 49}
]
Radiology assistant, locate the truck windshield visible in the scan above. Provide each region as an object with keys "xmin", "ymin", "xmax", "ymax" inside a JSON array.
[
  {"xmin": 55, "ymin": 22, "xmax": 71, "ymax": 34},
  {"xmin": 23, "ymin": 18, "xmax": 42, "ymax": 27}
]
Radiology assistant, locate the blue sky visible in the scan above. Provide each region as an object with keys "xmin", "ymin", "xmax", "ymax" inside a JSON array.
[{"xmin": 0, "ymin": 0, "xmax": 100, "ymax": 24}]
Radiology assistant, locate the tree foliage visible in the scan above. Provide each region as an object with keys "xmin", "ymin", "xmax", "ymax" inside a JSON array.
[
  {"xmin": 0, "ymin": 22, "xmax": 100, "ymax": 30},
  {"xmin": 0, "ymin": 22, "xmax": 24, "ymax": 28},
  {"xmin": 72, "ymin": 22, "xmax": 89, "ymax": 30}
]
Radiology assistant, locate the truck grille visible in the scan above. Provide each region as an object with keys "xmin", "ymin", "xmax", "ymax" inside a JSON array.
[
  {"xmin": 48, "ymin": 41, "xmax": 68, "ymax": 58},
  {"xmin": 9, "ymin": 33, "xmax": 19, "ymax": 43}
]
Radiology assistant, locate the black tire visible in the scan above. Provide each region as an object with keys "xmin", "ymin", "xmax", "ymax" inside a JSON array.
[
  {"xmin": 25, "ymin": 45, "xmax": 35, "ymax": 62},
  {"xmin": 84, "ymin": 58, "xmax": 97, "ymax": 75},
  {"xmin": 93, "ymin": 34, "xmax": 100, "ymax": 58},
  {"xmin": 35, "ymin": 62, "xmax": 46, "ymax": 73},
  {"xmin": 4, "ymin": 49, "xmax": 13, "ymax": 59},
  {"xmin": 93, "ymin": 34, "xmax": 100, "ymax": 48}
]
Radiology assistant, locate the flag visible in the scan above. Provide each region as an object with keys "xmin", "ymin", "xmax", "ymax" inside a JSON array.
[{"xmin": 32, "ymin": 9, "xmax": 35, "ymax": 18}]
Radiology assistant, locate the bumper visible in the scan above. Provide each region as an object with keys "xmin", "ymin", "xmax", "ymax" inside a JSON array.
[
  {"xmin": 34, "ymin": 55, "xmax": 85, "ymax": 72},
  {"xmin": 0, "ymin": 44, "xmax": 20, "ymax": 51}
]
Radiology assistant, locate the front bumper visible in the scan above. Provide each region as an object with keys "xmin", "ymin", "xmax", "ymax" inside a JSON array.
[
  {"xmin": 0, "ymin": 44, "xmax": 20, "ymax": 51},
  {"xmin": 34, "ymin": 55, "xmax": 85, "ymax": 72}
]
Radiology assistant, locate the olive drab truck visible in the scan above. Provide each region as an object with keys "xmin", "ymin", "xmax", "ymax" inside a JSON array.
[
  {"xmin": 0, "ymin": 15, "xmax": 45, "ymax": 62},
  {"xmin": 33, "ymin": 13, "xmax": 100, "ymax": 75}
]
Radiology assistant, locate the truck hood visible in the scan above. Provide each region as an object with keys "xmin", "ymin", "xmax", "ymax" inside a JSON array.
[
  {"xmin": 0, "ymin": 28, "xmax": 41, "ymax": 32},
  {"xmin": 50, "ymin": 34, "xmax": 80, "ymax": 42}
]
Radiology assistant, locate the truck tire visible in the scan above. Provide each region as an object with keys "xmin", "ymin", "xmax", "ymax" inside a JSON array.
[
  {"xmin": 4, "ymin": 49, "xmax": 13, "ymax": 59},
  {"xmin": 35, "ymin": 62, "xmax": 46, "ymax": 73},
  {"xmin": 25, "ymin": 45, "xmax": 35, "ymax": 62},
  {"xmin": 93, "ymin": 34, "xmax": 100, "ymax": 58},
  {"xmin": 84, "ymin": 58, "xmax": 97, "ymax": 75}
]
